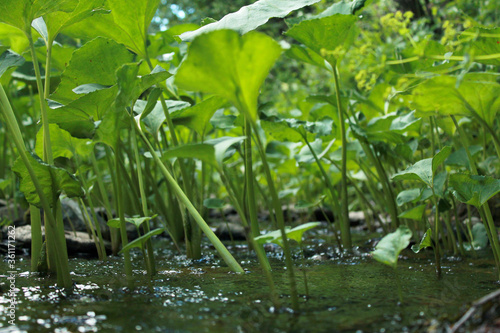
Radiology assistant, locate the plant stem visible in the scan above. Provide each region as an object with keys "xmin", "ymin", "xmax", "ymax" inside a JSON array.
[
  {"xmin": 136, "ymin": 123, "xmax": 244, "ymax": 273},
  {"xmin": 30, "ymin": 205, "xmax": 42, "ymax": 272},
  {"xmin": 331, "ymin": 65, "xmax": 352, "ymax": 250},
  {"xmin": 247, "ymin": 119, "xmax": 299, "ymax": 311}
]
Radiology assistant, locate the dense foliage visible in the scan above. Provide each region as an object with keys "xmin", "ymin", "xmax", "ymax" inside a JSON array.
[{"xmin": 0, "ymin": 0, "xmax": 499, "ymax": 312}]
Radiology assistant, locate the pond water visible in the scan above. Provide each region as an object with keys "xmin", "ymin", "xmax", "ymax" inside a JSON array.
[{"xmin": 1, "ymin": 239, "xmax": 498, "ymax": 332}]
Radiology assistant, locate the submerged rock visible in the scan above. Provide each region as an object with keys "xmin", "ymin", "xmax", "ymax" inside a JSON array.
[{"xmin": 214, "ymin": 222, "xmax": 247, "ymax": 241}]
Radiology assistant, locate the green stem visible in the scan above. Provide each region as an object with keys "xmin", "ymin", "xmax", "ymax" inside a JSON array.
[
  {"xmin": 113, "ymin": 144, "xmax": 133, "ymax": 282},
  {"xmin": 331, "ymin": 65, "xmax": 352, "ymax": 250},
  {"xmin": 431, "ymin": 191, "xmax": 442, "ymax": 279},
  {"xmin": 247, "ymin": 119, "xmax": 299, "ymax": 312},
  {"xmin": 131, "ymin": 117, "xmax": 156, "ymax": 275},
  {"xmin": 30, "ymin": 205, "xmax": 42, "ymax": 272},
  {"xmin": 136, "ymin": 123, "xmax": 244, "ymax": 273}
]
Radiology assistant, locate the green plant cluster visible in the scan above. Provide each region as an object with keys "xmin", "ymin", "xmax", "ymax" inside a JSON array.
[{"xmin": 0, "ymin": 0, "xmax": 499, "ymax": 311}]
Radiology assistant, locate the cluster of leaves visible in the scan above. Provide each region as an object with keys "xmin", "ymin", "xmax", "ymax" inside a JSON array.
[{"xmin": 0, "ymin": 0, "xmax": 499, "ymax": 283}]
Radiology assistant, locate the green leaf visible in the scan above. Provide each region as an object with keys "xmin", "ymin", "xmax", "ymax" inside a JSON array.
[
  {"xmin": 0, "ymin": 49, "xmax": 25, "ymax": 78},
  {"xmin": 135, "ymin": 99, "xmax": 190, "ymax": 136},
  {"xmin": 463, "ymin": 224, "xmax": 488, "ymax": 251},
  {"xmin": 50, "ymin": 37, "xmax": 134, "ymax": 103},
  {"xmin": 411, "ymin": 74, "xmax": 500, "ymax": 124},
  {"xmin": 35, "ymin": 124, "xmax": 93, "ymax": 160},
  {"xmin": 170, "ymin": 96, "xmax": 227, "ymax": 136},
  {"xmin": 392, "ymin": 146, "xmax": 452, "ymax": 188},
  {"xmin": 174, "ymin": 30, "xmax": 282, "ymax": 122},
  {"xmin": 254, "ymin": 222, "xmax": 321, "ymax": 248},
  {"xmin": 63, "ymin": 0, "xmax": 159, "ymax": 58},
  {"xmin": 119, "ymin": 228, "xmax": 164, "ymax": 253},
  {"xmin": 43, "ymin": 0, "xmax": 107, "ymax": 42},
  {"xmin": 47, "ymin": 85, "xmax": 118, "ymax": 138},
  {"xmin": 285, "ymin": 44, "xmax": 329, "ymax": 69},
  {"xmin": 12, "ymin": 152, "xmax": 84, "ymax": 208},
  {"xmin": 285, "ymin": 14, "xmax": 358, "ymax": 65},
  {"xmin": 203, "ymin": 198, "xmax": 225, "ymax": 209},
  {"xmin": 178, "ymin": 0, "xmax": 321, "ymax": 42},
  {"xmin": 411, "ymin": 228, "xmax": 432, "ymax": 253},
  {"xmin": 286, "ymin": 222, "xmax": 322, "ymax": 246},
  {"xmin": 313, "ymin": 0, "xmax": 369, "ymax": 18},
  {"xmin": 107, "ymin": 215, "xmax": 157, "ymax": 229},
  {"xmin": 450, "ymin": 174, "xmax": 500, "ymax": 208},
  {"xmin": 460, "ymin": 27, "xmax": 500, "ymax": 66},
  {"xmin": 159, "ymin": 136, "xmax": 246, "ymax": 168},
  {"xmin": 398, "ymin": 204, "xmax": 426, "ymax": 221},
  {"xmin": 445, "ymin": 145, "xmax": 482, "ymax": 170},
  {"xmin": 0, "ymin": 0, "xmax": 75, "ymax": 33},
  {"xmin": 371, "ymin": 226, "xmax": 412, "ymax": 268}
]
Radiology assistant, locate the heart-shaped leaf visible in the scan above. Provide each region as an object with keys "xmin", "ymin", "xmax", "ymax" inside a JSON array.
[
  {"xmin": 392, "ymin": 146, "xmax": 451, "ymax": 188},
  {"xmin": 371, "ymin": 226, "xmax": 412, "ymax": 268},
  {"xmin": 450, "ymin": 174, "xmax": 500, "ymax": 208},
  {"xmin": 174, "ymin": 30, "xmax": 282, "ymax": 122}
]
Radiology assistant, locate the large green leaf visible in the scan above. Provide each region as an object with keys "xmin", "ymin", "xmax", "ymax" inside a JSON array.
[
  {"xmin": 0, "ymin": 0, "xmax": 75, "ymax": 33},
  {"xmin": 175, "ymin": 30, "xmax": 282, "ymax": 122},
  {"xmin": 285, "ymin": 14, "xmax": 358, "ymax": 65},
  {"xmin": 178, "ymin": 0, "xmax": 321, "ymax": 42},
  {"xmin": 63, "ymin": 0, "xmax": 159, "ymax": 58},
  {"xmin": 39, "ymin": 0, "xmax": 107, "ymax": 43},
  {"xmin": 371, "ymin": 226, "xmax": 412, "ymax": 268},
  {"xmin": 47, "ymin": 85, "xmax": 118, "ymax": 138},
  {"xmin": 35, "ymin": 124, "xmax": 93, "ymax": 159},
  {"xmin": 12, "ymin": 152, "xmax": 84, "ymax": 208},
  {"xmin": 392, "ymin": 146, "xmax": 451, "ymax": 188},
  {"xmin": 450, "ymin": 174, "xmax": 500, "ymax": 208},
  {"xmin": 460, "ymin": 27, "xmax": 500, "ymax": 66},
  {"xmin": 0, "ymin": 49, "xmax": 25, "ymax": 78},
  {"xmin": 50, "ymin": 37, "xmax": 134, "ymax": 103},
  {"xmin": 411, "ymin": 74, "xmax": 500, "ymax": 124}
]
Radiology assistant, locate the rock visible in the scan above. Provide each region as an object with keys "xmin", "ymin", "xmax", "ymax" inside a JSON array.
[
  {"xmin": 13, "ymin": 225, "xmax": 110, "ymax": 257},
  {"xmin": 214, "ymin": 222, "xmax": 247, "ymax": 241},
  {"xmin": 348, "ymin": 211, "xmax": 366, "ymax": 226}
]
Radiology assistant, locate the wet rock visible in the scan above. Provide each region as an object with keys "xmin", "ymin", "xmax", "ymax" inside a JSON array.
[
  {"xmin": 13, "ymin": 225, "xmax": 110, "ymax": 257},
  {"xmin": 214, "ymin": 222, "xmax": 247, "ymax": 241}
]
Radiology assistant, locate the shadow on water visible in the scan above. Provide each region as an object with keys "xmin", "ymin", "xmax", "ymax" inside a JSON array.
[{"xmin": 1, "ymin": 241, "xmax": 498, "ymax": 332}]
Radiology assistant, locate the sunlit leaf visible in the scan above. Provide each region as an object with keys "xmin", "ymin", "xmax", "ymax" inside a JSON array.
[
  {"xmin": 285, "ymin": 14, "xmax": 358, "ymax": 65},
  {"xmin": 50, "ymin": 37, "xmax": 134, "ymax": 103},
  {"xmin": 175, "ymin": 30, "xmax": 282, "ymax": 122},
  {"xmin": 178, "ymin": 0, "xmax": 321, "ymax": 42}
]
